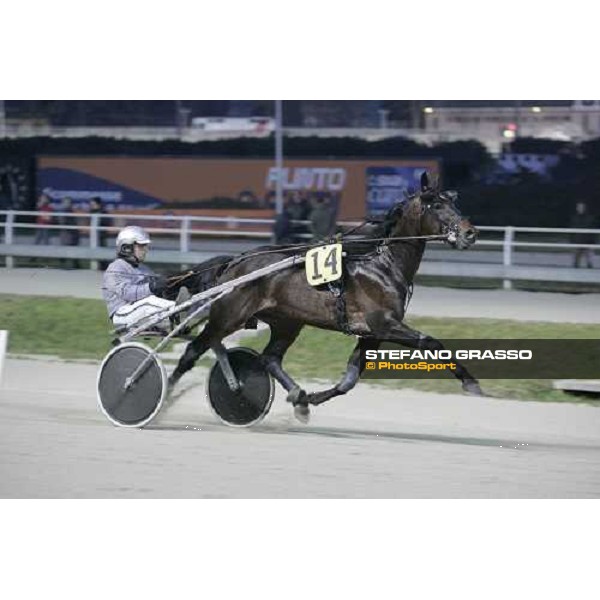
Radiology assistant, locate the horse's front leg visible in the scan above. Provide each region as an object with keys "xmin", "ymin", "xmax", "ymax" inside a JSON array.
[
  {"xmin": 380, "ymin": 321, "xmax": 484, "ymax": 396},
  {"xmin": 306, "ymin": 338, "xmax": 381, "ymax": 406},
  {"xmin": 260, "ymin": 321, "xmax": 311, "ymax": 422}
]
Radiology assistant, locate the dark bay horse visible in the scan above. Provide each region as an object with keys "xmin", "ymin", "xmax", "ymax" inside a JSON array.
[{"xmin": 168, "ymin": 173, "xmax": 482, "ymax": 421}]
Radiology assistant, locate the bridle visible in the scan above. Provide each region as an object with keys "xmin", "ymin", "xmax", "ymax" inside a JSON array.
[{"xmin": 419, "ymin": 189, "xmax": 465, "ymax": 245}]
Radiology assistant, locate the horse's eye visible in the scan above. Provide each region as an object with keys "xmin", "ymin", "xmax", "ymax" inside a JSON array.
[{"xmin": 433, "ymin": 202, "xmax": 443, "ymax": 210}]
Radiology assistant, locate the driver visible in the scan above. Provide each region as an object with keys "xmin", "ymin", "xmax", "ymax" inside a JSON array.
[{"xmin": 102, "ymin": 226, "xmax": 175, "ymax": 330}]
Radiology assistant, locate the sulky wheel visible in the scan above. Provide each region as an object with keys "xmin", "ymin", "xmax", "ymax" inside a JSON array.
[
  {"xmin": 97, "ymin": 342, "xmax": 167, "ymax": 428},
  {"xmin": 207, "ymin": 347, "xmax": 274, "ymax": 427}
]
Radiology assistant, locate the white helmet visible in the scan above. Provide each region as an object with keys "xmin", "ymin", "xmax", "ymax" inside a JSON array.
[{"xmin": 116, "ymin": 226, "xmax": 151, "ymax": 257}]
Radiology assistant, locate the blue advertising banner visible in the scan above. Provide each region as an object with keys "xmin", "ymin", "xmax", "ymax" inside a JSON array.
[
  {"xmin": 366, "ymin": 166, "xmax": 427, "ymax": 216},
  {"xmin": 37, "ymin": 167, "xmax": 163, "ymax": 211}
]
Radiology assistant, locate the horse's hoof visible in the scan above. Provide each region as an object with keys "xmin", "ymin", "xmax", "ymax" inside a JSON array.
[
  {"xmin": 294, "ymin": 404, "xmax": 310, "ymax": 424},
  {"xmin": 287, "ymin": 386, "xmax": 307, "ymax": 406},
  {"xmin": 463, "ymin": 380, "xmax": 485, "ymax": 396},
  {"xmin": 306, "ymin": 391, "xmax": 329, "ymax": 406}
]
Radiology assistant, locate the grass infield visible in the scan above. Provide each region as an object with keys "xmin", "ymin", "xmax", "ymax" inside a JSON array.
[{"xmin": 1, "ymin": 293, "xmax": 599, "ymax": 403}]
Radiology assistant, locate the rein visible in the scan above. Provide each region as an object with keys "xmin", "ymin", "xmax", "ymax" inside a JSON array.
[
  {"xmin": 347, "ymin": 233, "xmax": 448, "ymax": 245},
  {"xmin": 163, "ymin": 232, "xmax": 451, "ymax": 284},
  {"xmin": 223, "ymin": 232, "xmax": 449, "ymax": 264},
  {"xmin": 166, "ymin": 270, "xmax": 197, "ymax": 288}
]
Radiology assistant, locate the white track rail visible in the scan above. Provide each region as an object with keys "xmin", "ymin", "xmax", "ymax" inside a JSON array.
[{"xmin": 0, "ymin": 330, "xmax": 8, "ymax": 385}]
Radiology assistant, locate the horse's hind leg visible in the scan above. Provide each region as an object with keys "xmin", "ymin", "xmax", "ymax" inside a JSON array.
[
  {"xmin": 168, "ymin": 320, "xmax": 221, "ymax": 387},
  {"xmin": 169, "ymin": 311, "xmax": 245, "ymax": 387},
  {"xmin": 171, "ymin": 332, "xmax": 241, "ymax": 392},
  {"xmin": 169, "ymin": 290, "xmax": 262, "ymax": 387}
]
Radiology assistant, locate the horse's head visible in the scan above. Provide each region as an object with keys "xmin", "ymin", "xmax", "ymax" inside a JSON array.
[{"xmin": 388, "ymin": 172, "xmax": 478, "ymax": 250}]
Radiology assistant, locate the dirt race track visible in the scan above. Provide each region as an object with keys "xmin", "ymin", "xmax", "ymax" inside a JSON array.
[
  {"xmin": 1, "ymin": 357, "xmax": 599, "ymax": 498},
  {"xmin": 2, "ymin": 268, "xmax": 600, "ymax": 498}
]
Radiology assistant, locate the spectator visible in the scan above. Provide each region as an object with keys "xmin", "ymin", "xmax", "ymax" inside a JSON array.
[
  {"xmin": 58, "ymin": 197, "xmax": 81, "ymax": 268},
  {"xmin": 569, "ymin": 202, "xmax": 596, "ymax": 268},
  {"xmin": 0, "ymin": 181, "xmax": 9, "ymax": 241},
  {"xmin": 89, "ymin": 197, "xmax": 109, "ymax": 245},
  {"xmin": 286, "ymin": 192, "xmax": 310, "ymax": 242},
  {"xmin": 262, "ymin": 190, "xmax": 276, "ymax": 209},
  {"xmin": 0, "ymin": 180, "xmax": 10, "ymax": 210},
  {"xmin": 34, "ymin": 193, "xmax": 54, "ymax": 245},
  {"xmin": 90, "ymin": 196, "xmax": 111, "ymax": 269},
  {"xmin": 273, "ymin": 205, "xmax": 292, "ymax": 244},
  {"xmin": 309, "ymin": 195, "xmax": 336, "ymax": 242}
]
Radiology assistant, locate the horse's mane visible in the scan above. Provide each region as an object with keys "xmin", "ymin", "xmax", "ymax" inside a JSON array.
[{"xmin": 350, "ymin": 190, "xmax": 427, "ymax": 239}]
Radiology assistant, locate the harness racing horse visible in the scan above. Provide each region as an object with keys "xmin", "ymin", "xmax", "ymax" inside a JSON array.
[{"xmin": 168, "ymin": 172, "xmax": 482, "ymax": 421}]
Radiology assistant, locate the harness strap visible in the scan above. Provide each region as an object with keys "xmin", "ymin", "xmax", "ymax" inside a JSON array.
[
  {"xmin": 326, "ymin": 244, "xmax": 413, "ymax": 334},
  {"xmin": 404, "ymin": 282, "xmax": 414, "ymax": 313},
  {"xmin": 344, "ymin": 243, "xmax": 386, "ymax": 262},
  {"xmin": 327, "ymin": 279, "xmax": 353, "ymax": 336}
]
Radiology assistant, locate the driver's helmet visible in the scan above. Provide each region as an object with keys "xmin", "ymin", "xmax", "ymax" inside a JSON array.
[{"xmin": 116, "ymin": 225, "xmax": 151, "ymax": 258}]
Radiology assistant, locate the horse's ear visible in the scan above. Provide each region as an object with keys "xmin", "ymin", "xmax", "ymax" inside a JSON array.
[{"xmin": 421, "ymin": 171, "xmax": 440, "ymax": 192}]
